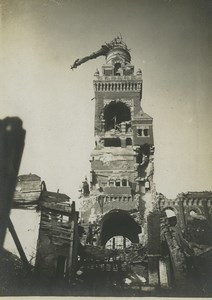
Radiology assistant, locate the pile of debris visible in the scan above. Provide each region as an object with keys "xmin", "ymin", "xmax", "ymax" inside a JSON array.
[{"xmin": 0, "ymin": 249, "xmax": 32, "ymax": 296}]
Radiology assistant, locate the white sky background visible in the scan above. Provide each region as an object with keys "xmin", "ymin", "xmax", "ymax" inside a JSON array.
[{"xmin": 1, "ymin": 0, "xmax": 212, "ymax": 200}]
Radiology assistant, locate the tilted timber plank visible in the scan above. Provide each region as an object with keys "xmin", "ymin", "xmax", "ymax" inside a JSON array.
[
  {"xmin": 0, "ymin": 117, "xmax": 25, "ymax": 251},
  {"xmin": 8, "ymin": 217, "xmax": 31, "ymax": 273}
]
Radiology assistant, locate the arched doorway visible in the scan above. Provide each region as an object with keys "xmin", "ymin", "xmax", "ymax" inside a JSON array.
[
  {"xmin": 104, "ymin": 101, "xmax": 131, "ymax": 131},
  {"xmin": 99, "ymin": 209, "xmax": 141, "ymax": 247}
]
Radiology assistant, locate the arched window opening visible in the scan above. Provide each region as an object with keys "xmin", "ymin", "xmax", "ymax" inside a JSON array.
[
  {"xmin": 122, "ymin": 179, "xmax": 127, "ymax": 186},
  {"xmin": 143, "ymin": 129, "xmax": 149, "ymax": 136},
  {"xmin": 109, "ymin": 180, "xmax": 115, "ymax": 187},
  {"xmin": 126, "ymin": 123, "xmax": 131, "ymax": 132},
  {"xmin": 189, "ymin": 209, "xmax": 199, "ymax": 218},
  {"xmin": 126, "ymin": 138, "xmax": 132, "ymax": 146},
  {"xmin": 114, "ymin": 63, "xmax": 121, "ymax": 76},
  {"xmin": 165, "ymin": 208, "xmax": 177, "ymax": 227},
  {"xmin": 104, "ymin": 101, "xmax": 131, "ymax": 131},
  {"xmin": 137, "ymin": 129, "xmax": 142, "ymax": 136},
  {"xmin": 188, "ymin": 209, "xmax": 206, "ymax": 222},
  {"xmin": 115, "ymin": 180, "xmax": 121, "ymax": 187},
  {"xmin": 137, "ymin": 128, "xmax": 149, "ymax": 137},
  {"xmin": 105, "ymin": 236, "xmax": 132, "ymax": 249}
]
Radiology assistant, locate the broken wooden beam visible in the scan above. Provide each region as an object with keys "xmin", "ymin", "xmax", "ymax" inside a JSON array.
[
  {"xmin": 0, "ymin": 117, "xmax": 25, "ymax": 251},
  {"xmin": 8, "ymin": 217, "xmax": 31, "ymax": 273}
]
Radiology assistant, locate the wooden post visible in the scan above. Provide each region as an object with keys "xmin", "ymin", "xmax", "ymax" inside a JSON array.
[
  {"xmin": 67, "ymin": 220, "xmax": 74, "ymax": 280},
  {"xmin": 67, "ymin": 212, "xmax": 78, "ymax": 282},
  {"xmin": 147, "ymin": 211, "xmax": 161, "ymax": 286},
  {"xmin": 0, "ymin": 118, "xmax": 25, "ymax": 251},
  {"xmin": 8, "ymin": 217, "xmax": 31, "ymax": 273}
]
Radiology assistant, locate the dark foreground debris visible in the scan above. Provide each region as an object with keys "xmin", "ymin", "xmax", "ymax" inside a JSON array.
[{"xmin": 0, "ymin": 249, "xmax": 32, "ymax": 295}]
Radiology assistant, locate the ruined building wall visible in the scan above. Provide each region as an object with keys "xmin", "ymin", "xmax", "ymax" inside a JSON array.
[
  {"xmin": 158, "ymin": 192, "xmax": 212, "ymax": 247},
  {"xmin": 80, "ymin": 40, "xmax": 155, "ymax": 247},
  {"xmin": 35, "ymin": 201, "xmax": 79, "ymax": 281}
]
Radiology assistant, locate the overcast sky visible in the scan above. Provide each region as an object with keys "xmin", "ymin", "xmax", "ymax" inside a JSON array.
[{"xmin": 1, "ymin": 0, "xmax": 212, "ymax": 200}]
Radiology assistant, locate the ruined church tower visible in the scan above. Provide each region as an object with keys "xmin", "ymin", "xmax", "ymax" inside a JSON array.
[{"xmin": 80, "ymin": 38, "xmax": 155, "ymax": 248}]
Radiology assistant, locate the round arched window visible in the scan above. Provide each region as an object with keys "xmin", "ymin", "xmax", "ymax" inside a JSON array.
[
  {"xmin": 105, "ymin": 236, "xmax": 131, "ymax": 249},
  {"xmin": 164, "ymin": 208, "xmax": 177, "ymax": 226}
]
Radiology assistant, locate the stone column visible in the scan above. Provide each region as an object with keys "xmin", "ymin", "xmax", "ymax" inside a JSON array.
[
  {"xmin": 178, "ymin": 197, "xmax": 186, "ymax": 230},
  {"xmin": 202, "ymin": 199, "xmax": 211, "ymax": 223},
  {"xmin": 101, "ymin": 120, "xmax": 105, "ymax": 132},
  {"xmin": 159, "ymin": 258, "xmax": 171, "ymax": 289},
  {"xmin": 147, "ymin": 211, "xmax": 161, "ymax": 287},
  {"xmin": 121, "ymin": 122, "xmax": 126, "ymax": 133},
  {"xmin": 148, "ymin": 255, "xmax": 160, "ymax": 286},
  {"xmin": 121, "ymin": 138, "xmax": 126, "ymax": 148}
]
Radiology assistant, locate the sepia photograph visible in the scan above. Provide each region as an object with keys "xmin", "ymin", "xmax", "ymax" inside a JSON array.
[{"xmin": 1, "ymin": 0, "xmax": 212, "ymax": 297}]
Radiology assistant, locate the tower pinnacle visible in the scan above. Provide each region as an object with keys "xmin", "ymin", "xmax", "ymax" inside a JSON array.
[{"xmin": 71, "ymin": 36, "xmax": 130, "ymax": 70}]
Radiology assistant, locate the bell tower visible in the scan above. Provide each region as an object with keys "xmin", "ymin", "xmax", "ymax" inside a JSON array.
[
  {"xmin": 90, "ymin": 38, "xmax": 154, "ymax": 203},
  {"xmin": 78, "ymin": 37, "xmax": 155, "ymax": 248}
]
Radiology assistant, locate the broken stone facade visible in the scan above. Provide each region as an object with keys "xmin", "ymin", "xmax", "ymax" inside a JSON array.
[
  {"xmin": 158, "ymin": 192, "xmax": 212, "ymax": 293},
  {"xmin": 157, "ymin": 191, "xmax": 212, "ymax": 244},
  {"xmin": 76, "ymin": 39, "xmax": 212, "ymax": 294},
  {"xmin": 3, "ymin": 38, "xmax": 212, "ymax": 296},
  {"xmin": 80, "ymin": 38, "xmax": 155, "ymax": 250}
]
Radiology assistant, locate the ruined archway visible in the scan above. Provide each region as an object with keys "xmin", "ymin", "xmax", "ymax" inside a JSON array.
[
  {"xmin": 100, "ymin": 209, "xmax": 141, "ymax": 247},
  {"xmin": 164, "ymin": 207, "xmax": 177, "ymax": 227},
  {"xmin": 104, "ymin": 101, "xmax": 131, "ymax": 131},
  {"xmin": 105, "ymin": 236, "xmax": 132, "ymax": 249}
]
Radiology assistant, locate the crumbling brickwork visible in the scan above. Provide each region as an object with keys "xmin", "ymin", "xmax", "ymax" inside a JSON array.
[
  {"xmin": 80, "ymin": 38, "xmax": 155, "ymax": 249},
  {"xmin": 157, "ymin": 192, "xmax": 212, "ymax": 243},
  {"xmin": 76, "ymin": 38, "xmax": 212, "ymax": 293}
]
